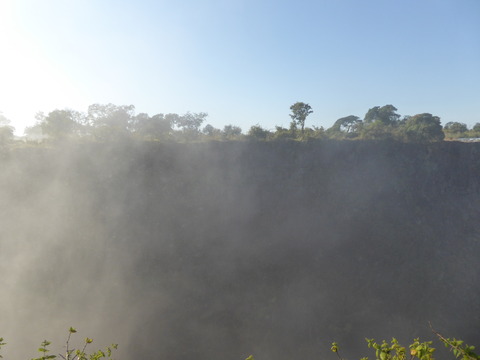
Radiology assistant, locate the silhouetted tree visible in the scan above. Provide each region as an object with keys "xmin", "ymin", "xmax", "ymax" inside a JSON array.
[{"xmin": 289, "ymin": 102, "xmax": 313, "ymax": 134}]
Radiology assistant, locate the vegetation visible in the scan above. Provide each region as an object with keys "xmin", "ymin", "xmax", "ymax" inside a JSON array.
[
  {"xmin": 0, "ymin": 328, "xmax": 117, "ymax": 360},
  {"xmin": 2, "ymin": 102, "xmax": 479, "ymax": 145},
  {"xmin": 3, "ymin": 326, "xmax": 478, "ymax": 360},
  {"xmin": 289, "ymin": 101, "xmax": 313, "ymax": 135},
  {"xmin": 0, "ymin": 112, "xmax": 14, "ymax": 145},
  {"xmin": 330, "ymin": 326, "xmax": 480, "ymax": 360}
]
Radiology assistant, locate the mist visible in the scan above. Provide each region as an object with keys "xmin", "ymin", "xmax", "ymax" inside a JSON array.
[{"xmin": 1, "ymin": 139, "xmax": 479, "ymax": 360}]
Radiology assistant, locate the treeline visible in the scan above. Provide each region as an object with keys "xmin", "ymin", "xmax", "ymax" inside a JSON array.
[{"xmin": 0, "ymin": 103, "xmax": 479, "ymax": 143}]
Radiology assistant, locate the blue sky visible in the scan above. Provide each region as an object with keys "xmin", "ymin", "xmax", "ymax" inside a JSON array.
[{"xmin": 1, "ymin": 0, "xmax": 479, "ymax": 134}]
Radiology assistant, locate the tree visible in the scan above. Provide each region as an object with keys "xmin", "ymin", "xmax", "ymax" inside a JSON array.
[
  {"xmin": 132, "ymin": 113, "xmax": 171, "ymax": 140},
  {"xmin": 247, "ymin": 124, "xmax": 270, "ymax": 140},
  {"xmin": 361, "ymin": 105, "xmax": 401, "ymax": 140},
  {"xmin": 202, "ymin": 124, "xmax": 222, "ymax": 138},
  {"xmin": 173, "ymin": 112, "xmax": 208, "ymax": 140},
  {"xmin": 222, "ymin": 124, "xmax": 242, "ymax": 140},
  {"xmin": 444, "ymin": 121, "xmax": 468, "ymax": 134},
  {"xmin": 289, "ymin": 102, "xmax": 313, "ymax": 134},
  {"xmin": 364, "ymin": 105, "xmax": 400, "ymax": 125},
  {"xmin": 40, "ymin": 109, "xmax": 83, "ymax": 139},
  {"xmin": 24, "ymin": 124, "xmax": 45, "ymax": 141},
  {"xmin": 272, "ymin": 125, "xmax": 296, "ymax": 140},
  {"xmin": 402, "ymin": 113, "xmax": 445, "ymax": 142},
  {"xmin": 87, "ymin": 103, "xmax": 135, "ymax": 139},
  {"xmin": 360, "ymin": 121, "xmax": 395, "ymax": 140},
  {"xmin": 0, "ymin": 112, "xmax": 14, "ymax": 143},
  {"xmin": 327, "ymin": 115, "xmax": 362, "ymax": 139}
]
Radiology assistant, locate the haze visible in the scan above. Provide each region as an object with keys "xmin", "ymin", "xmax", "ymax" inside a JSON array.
[
  {"xmin": 1, "ymin": 1, "xmax": 480, "ymax": 359},
  {"xmin": 1, "ymin": 138, "xmax": 480, "ymax": 360}
]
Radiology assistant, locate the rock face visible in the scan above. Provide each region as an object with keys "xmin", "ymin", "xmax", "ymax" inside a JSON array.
[{"xmin": 1, "ymin": 140, "xmax": 480, "ymax": 360}]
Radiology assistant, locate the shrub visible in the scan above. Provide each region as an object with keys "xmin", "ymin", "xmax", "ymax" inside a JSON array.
[
  {"xmin": 331, "ymin": 325, "xmax": 479, "ymax": 360},
  {"xmin": 0, "ymin": 327, "xmax": 117, "ymax": 360}
]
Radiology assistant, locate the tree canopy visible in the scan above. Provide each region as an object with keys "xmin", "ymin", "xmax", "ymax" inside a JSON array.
[
  {"xmin": 402, "ymin": 113, "xmax": 445, "ymax": 142},
  {"xmin": 289, "ymin": 102, "xmax": 313, "ymax": 134},
  {"xmin": 4, "ymin": 101, "xmax": 478, "ymax": 144}
]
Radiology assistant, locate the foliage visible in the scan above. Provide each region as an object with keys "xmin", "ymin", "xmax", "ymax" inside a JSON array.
[
  {"xmin": 364, "ymin": 105, "xmax": 401, "ymax": 125},
  {"xmin": 222, "ymin": 124, "xmax": 243, "ymax": 140},
  {"xmin": 0, "ymin": 337, "xmax": 5, "ymax": 358},
  {"xmin": 202, "ymin": 123, "xmax": 222, "ymax": 139},
  {"xmin": 331, "ymin": 326, "xmax": 479, "ymax": 360},
  {"xmin": 247, "ymin": 124, "xmax": 270, "ymax": 140},
  {"xmin": 39, "ymin": 109, "xmax": 83, "ymax": 139},
  {"xmin": 0, "ymin": 126, "xmax": 14, "ymax": 144},
  {"xmin": 172, "ymin": 112, "xmax": 208, "ymax": 140},
  {"xmin": 132, "ymin": 112, "xmax": 171, "ymax": 140},
  {"xmin": 444, "ymin": 122, "xmax": 468, "ymax": 134},
  {"xmin": 5, "ymin": 101, "xmax": 478, "ymax": 144},
  {"xmin": 0, "ymin": 112, "xmax": 14, "ymax": 144},
  {"xmin": 443, "ymin": 121, "xmax": 469, "ymax": 139},
  {"xmin": 272, "ymin": 123, "xmax": 297, "ymax": 140},
  {"xmin": 0, "ymin": 328, "xmax": 117, "ymax": 360},
  {"xmin": 86, "ymin": 103, "xmax": 135, "ymax": 140},
  {"xmin": 289, "ymin": 102, "xmax": 313, "ymax": 133},
  {"xmin": 431, "ymin": 327, "xmax": 480, "ymax": 360},
  {"xmin": 327, "ymin": 115, "xmax": 362, "ymax": 139},
  {"xmin": 402, "ymin": 113, "xmax": 445, "ymax": 142},
  {"xmin": 359, "ymin": 121, "xmax": 398, "ymax": 140}
]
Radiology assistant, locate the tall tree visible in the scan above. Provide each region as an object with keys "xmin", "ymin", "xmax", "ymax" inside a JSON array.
[{"xmin": 289, "ymin": 102, "xmax": 313, "ymax": 134}]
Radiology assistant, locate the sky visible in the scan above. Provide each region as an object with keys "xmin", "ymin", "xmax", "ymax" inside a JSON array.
[{"xmin": 0, "ymin": 0, "xmax": 479, "ymax": 135}]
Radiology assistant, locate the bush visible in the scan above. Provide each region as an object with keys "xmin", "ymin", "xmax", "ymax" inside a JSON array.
[
  {"xmin": 330, "ymin": 325, "xmax": 479, "ymax": 360},
  {"xmin": 0, "ymin": 327, "xmax": 117, "ymax": 360}
]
